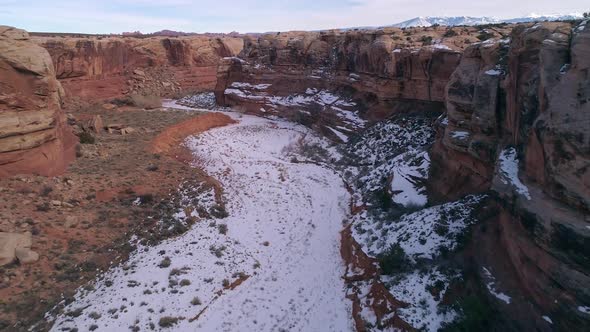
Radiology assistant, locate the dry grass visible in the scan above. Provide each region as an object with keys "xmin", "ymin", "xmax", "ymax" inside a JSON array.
[{"xmin": 129, "ymin": 94, "xmax": 162, "ymax": 109}]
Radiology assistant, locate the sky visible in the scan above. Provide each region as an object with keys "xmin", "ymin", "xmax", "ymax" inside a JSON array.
[{"xmin": 0, "ymin": 0, "xmax": 587, "ymax": 34}]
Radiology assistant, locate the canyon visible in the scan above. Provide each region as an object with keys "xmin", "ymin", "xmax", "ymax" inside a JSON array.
[{"xmin": 0, "ymin": 18, "xmax": 589, "ymax": 332}]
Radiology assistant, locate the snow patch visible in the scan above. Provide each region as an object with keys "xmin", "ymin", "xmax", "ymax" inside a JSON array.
[
  {"xmin": 498, "ymin": 148, "xmax": 531, "ymax": 200},
  {"xmin": 326, "ymin": 126, "xmax": 349, "ymax": 143},
  {"xmin": 450, "ymin": 131, "xmax": 470, "ymax": 139},
  {"xmin": 485, "ymin": 69, "xmax": 502, "ymax": 76},
  {"xmin": 482, "ymin": 267, "xmax": 511, "ymax": 304},
  {"xmin": 389, "ymin": 151, "xmax": 430, "ymax": 207}
]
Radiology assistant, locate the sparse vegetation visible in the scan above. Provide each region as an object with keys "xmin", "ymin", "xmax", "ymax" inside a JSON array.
[
  {"xmin": 129, "ymin": 94, "xmax": 162, "ymax": 109},
  {"xmin": 441, "ymin": 295, "xmax": 496, "ymax": 332},
  {"xmin": 78, "ymin": 131, "xmax": 96, "ymax": 144},
  {"xmin": 444, "ymin": 29, "xmax": 459, "ymax": 37},
  {"xmin": 218, "ymin": 224, "xmax": 228, "ymax": 235},
  {"xmin": 190, "ymin": 297, "xmax": 202, "ymax": 306},
  {"xmin": 420, "ymin": 35, "xmax": 433, "ymax": 45},
  {"xmin": 476, "ymin": 30, "xmax": 495, "ymax": 41},
  {"xmin": 375, "ymin": 188, "xmax": 393, "ymax": 210},
  {"xmin": 158, "ymin": 316, "xmax": 181, "ymax": 328},
  {"xmin": 377, "ymin": 243, "xmax": 410, "ymax": 275},
  {"xmin": 158, "ymin": 257, "xmax": 171, "ymax": 268},
  {"xmin": 88, "ymin": 311, "xmax": 101, "ymax": 320}
]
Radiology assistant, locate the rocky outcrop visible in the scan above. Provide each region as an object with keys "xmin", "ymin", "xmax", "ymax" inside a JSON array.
[
  {"xmin": 430, "ymin": 21, "xmax": 590, "ymax": 330},
  {"xmin": 33, "ymin": 34, "xmax": 243, "ymax": 102},
  {"xmin": 0, "ymin": 26, "xmax": 76, "ymax": 177},
  {"xmin": 214, "ymin": 29, "xmax": 462, "ymax": 134}
]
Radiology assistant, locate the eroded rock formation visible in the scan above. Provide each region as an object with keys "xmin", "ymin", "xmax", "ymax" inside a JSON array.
[
  {"xmin": 33, "ymin": 34, "xmax": 243, "ymax": 103},
  {"xmin": 430, "ymin": 21, "xmax": 590, "ymax": 330},
  {"xmin": 215, "ymin": 29, "xmax": 463, "ymax": 128},
  {"xmin": 0, "ymin": 26, "xmax": 76, "ymax": 177}
]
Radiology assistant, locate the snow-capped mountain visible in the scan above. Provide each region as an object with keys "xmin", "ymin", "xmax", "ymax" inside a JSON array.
[
  {"xmin": 502, "ymin": 13, "xmax": 584, "ymax": 24},
  {"xmin": 392, "ymin": 14, "xmax": 584, "ymax": 28},
  {"xmin": 393, "ymin": 16, "xmax": 498, "ymax": 28}
]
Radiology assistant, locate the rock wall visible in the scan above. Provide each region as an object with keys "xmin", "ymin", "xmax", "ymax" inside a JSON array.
[
  {"xmin": 215, "ymin": 29, "xmax": 463, "ymax": 128},
  {"xmin": 214, "ymin": 22, "xmax": 590, "ymax": 329},
  {"xmin": 33, "ymin": 34, "xmax": 243, "ymax": 103},
  {"xmin": 0, "ymin": 26, "xmax": 76, "ymax": 177},
  {"xmin": 430, "ymin": 21, "xmax": 590, "ymax": 330}
]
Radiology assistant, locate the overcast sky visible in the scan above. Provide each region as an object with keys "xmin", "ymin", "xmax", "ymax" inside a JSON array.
[{"xmin": 0, "ymin": 0, "xmax": 587, "ymax": 33}]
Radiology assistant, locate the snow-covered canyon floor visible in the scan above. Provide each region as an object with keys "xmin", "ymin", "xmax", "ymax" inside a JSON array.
[{"xmin": 47, "ymin": 105, "xmax": 354, "ymax": 331}]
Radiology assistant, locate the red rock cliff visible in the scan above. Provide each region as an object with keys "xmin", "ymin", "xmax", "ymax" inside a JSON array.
[
  {"xmin": 214, "ymin": 29, "xmax": 463, "ymax": 127},
  {"xmin": 430, "ymin": 21, "xmax": 590, "ymax": 330},
  {"xmin": 33, "ymin": 34, "xmax": 243, "ymax": 102},
  {"xmin": 0, "ymin": 26, "xmax": 76, "ymax": 178}
]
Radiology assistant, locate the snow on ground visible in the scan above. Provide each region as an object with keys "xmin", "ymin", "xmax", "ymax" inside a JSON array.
[
  {"xmin": 352, "ymin": 195, "xmax": 483, "ymax": 261},
  {"xmin": 578, "ymin": 306, "xmax": 590, "ymax": 314},
  {"xmin": 345, "ymin": 116, "xmax": 433, "ymax": 167},
  {"xmin": 48, "ymin": 111, "xmax": 353, "ymax": 331},
  {"xmin": 342, "ymin": 116, "xmax": 434, "ymax": 211},
  {"xmin": 229, "ymin": 82, "xmax": 272, "ymax": 90},
  {"xmin": 224, "ymin": 86, "xmax": 366, "ymax": 130},
  {"xmin": 498, "ymin": 148, "xmax": 531, "ymax": 200},
  {"xmin": 482, "ymin": 267, "xmax": 511, "ymax": 304},
  {"xmin": 389, "ymin": 151, "xmax": 430, "ymax": 207},
  {"xmin": 383, "ymin": 268, "xmax": 458, "ymax": 331}
]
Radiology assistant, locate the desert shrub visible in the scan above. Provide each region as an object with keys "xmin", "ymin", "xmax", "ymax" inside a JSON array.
[
  {"xmin": 420, "ymin": 36, "xmax": 433, "ymax": 45},
  {"xmin": 158, "ymin": 316, "xmax": 181, "ymax": 328},
  {"xmin": 374, "ymin": 188, "xmax": 393, "ymax": 210},
  {"xmin": 78, "ymin": 132, "xmax": 95, "ymax": 144},
  {"xmin": 139, "ymin": 194, "xmax": 154, "ymax": 204},
  {"xmin": 129, "ymin": 94, "xmax": 162, "ymax": 109},
  {"xmin": 88, "ymin": 311, "xmax": 101, "ymax": 320},
  {"xmin": 377, "ymin": 243, "xmax": 410, "ymax": 275},
  {"xmin": 444, "ymin": 29, "xmax": 459, "ymax": 37},
  {"xmin": 158, "ymin": 257, "xmax": 171, "ymax": 268},
  {"xmin": 218, "ymin": 224, "xmax": 228, "ymax": 235},
  {"xmin": 40, "ymin": 186, "xmax": 53, "ymax": 197},
  {"xmin": 476, "ymin": 31, "xmax": 495, "ymax": 41},
  {"xmin": 190, "ymin": 297, "xmax": 201, "ymax": 305}
]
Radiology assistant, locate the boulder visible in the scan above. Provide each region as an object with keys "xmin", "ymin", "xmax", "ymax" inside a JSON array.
[{"xmin": 0, "ymin": 232, "xmax": 38, "ymax": 266}]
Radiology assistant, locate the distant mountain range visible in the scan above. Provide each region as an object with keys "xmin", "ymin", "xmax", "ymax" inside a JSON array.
[{"xmin": 391, "ymin": 14, "xmax": 584, "ymax": 28}]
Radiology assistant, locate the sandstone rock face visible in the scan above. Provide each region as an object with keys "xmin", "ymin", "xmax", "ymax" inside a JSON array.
[
  {"xmin": 430, "ymin": 21, "xmax": 590, "ymax": 330},
  {"xmin": 214, "ymin": 30, "xmax": 462, "ymax": 128},
  {"xmin": 33, "ymin": 35, "xmax": 243, "ymax": 102},
  {"xmin": 0, "ymin": 26, "xmax": 76, "ymax": 177}
]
